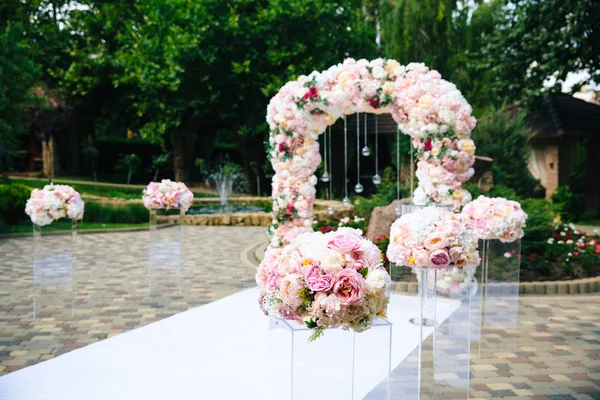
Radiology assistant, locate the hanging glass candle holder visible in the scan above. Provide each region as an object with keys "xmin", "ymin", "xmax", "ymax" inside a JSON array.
[
  {"xmin": 321, "ymin": 172, "xmax": 330, "ymax": 183},
  {"xmin": 327, "ymin": 205, "xmax": 334, "ymax": 215},
  {"xmin": 343, "ymin": 196, "xmax": 351, "ymax": 207},
  {"xmin": 372, "ymin": 174, "xmax": 381, "ymax": 185},
  {"xmin": 395, "ymin": 203, "xmax": 401, "ymax": 216},
  {"xmin": 362, "ymin": 113, "xmax": 370, "ymax": 157},
  {"xmin": 354, "ymin": 183, "xmax": 364, "ymax": 193}
]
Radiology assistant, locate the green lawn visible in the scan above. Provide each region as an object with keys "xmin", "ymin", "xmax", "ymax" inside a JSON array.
[
  {"xmin": 0, "ymin": 221, "xmax": 148, "ymax": 234},
  {"xmin": 10, "ymin": 178, "xmax": 144, "ymax": 199},
  {"xmin": 9, "ymin": 178, "xmax": 214, "ymax": 199}
]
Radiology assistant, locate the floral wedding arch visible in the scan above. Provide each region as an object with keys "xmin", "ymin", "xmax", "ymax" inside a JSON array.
[{"xmin": 266, "ymin": 58, "xmax": 477, "ymax": 247}]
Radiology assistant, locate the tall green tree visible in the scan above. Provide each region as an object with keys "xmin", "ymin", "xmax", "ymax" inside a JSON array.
[
  {"xmin": 0, "ymin": 22, "xmax": 40, "ymax": 157},
  {"xmin": 113, "ymin": 0, "xmax": 377, "ymax": 185},
  {"xmin": 479, "ymin": 0, "xmax": 600, "ymax": 109}
]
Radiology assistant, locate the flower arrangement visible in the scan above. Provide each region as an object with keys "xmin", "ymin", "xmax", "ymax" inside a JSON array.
[
  {"xmin": 461, "ymin": 196, "xmax": 527, "ymax": 242},
  {"xmin": 267, "ymin": 58, "xmax": 477, "ymax": 247},
  {"xmin": 386, "ymin": 206, "xmax": 480, "ymax": 269},
  {"xmin": 25, "ymin": 184, "xmax": 85, "ymax": 226},
  {"xmin": 436, "ymin": 266, "xmax": 477, "ymax": 298},
  {"xmin": 142, "ymin": 179, "xmax": 194, "ymax": 212},
  {"xmin": 256, "ymin": 228, "xmax": 391, "ymax": 341}
]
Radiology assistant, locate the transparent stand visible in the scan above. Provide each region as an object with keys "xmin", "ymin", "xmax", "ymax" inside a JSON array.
[
  {"xmin": 434, "ymin": 275, "xmax": 474, "ymax": 398},
  {"xmin": 32, "ymin": 219, "xmax": 76, "ymax": 319},
  {"xmin": 148, "ymin": 208, "xmax": 184, "ymax": 295},
  {"xmin": 472, "ymin": 239, "xmax": 521, "ymax": 357},
  {"xmin": 269, "ymin": 318, "xmax": 392, "ymax": 400}
]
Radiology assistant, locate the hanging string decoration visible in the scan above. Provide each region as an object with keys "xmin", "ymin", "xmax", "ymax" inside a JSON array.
[{"xmin": 266, "ymin": 58, "xmax": 477, "ymax": 247}]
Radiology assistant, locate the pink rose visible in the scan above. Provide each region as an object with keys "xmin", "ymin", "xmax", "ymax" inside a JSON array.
[
  {"xmin": 302, "ymin": 264, "xmax": 333, "ymax": 292},
  {"xmin": 332, "ymin": 269, "xmax": 365, "ymax": 305},
  {"xmin": 279, "ymin": 273, "xmax": 305, "ymax": 308},
  {"xmin": 327, "ymin": 234, "xmax": 361, "ymax": 254},
  {"xmin": 424, "ymin": 234, "xmax": 448, "ymax": 250},
  {"xmin": 430, "ymin": 249, "xmax": 451, "ymax": 268}
]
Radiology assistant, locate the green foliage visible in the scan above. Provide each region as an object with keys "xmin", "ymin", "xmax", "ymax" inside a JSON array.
[
  {"xmin": 488, "ymin": 184, "xmax": 520, "ymax": 201},
  {"xmin": 354, "ymin": 167, "xmax": 411, "ymax": 219},
  {"xmin": 551, "ymin": 186, "xmax": 584, "ymax": 223},
  {"xmin": 471, "ymin": 109, "xmax": 540, "ymax": 198},
  {"xmin": 477, "ymin": 0, "xmax": 600, "ymax": 109},
  {"xmin": 463, "ymin": 183, "xmax": 486, "ymax": 200},
  {"xmin": 0, "ymin": 183, "xmax": 31, "ymax": 225},
  {"xmin": 519, "ymin": 198, "xmax": 556, "ymax": 280},
  {"xmin": 83, "ymin": 201, "xmax": 149, "ymax": 224},
  {"xmin": 116, "ymin": 154, "xmax": 142, "ymax": 184},
  {"xmin": 0, "ymin": 22, "xmax": 40, "ymax": 150}
]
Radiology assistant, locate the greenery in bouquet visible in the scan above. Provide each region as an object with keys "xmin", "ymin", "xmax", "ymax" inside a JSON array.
[{"xmin": 313, "ymin": 215, "xmax": 368, "ymax": 235}]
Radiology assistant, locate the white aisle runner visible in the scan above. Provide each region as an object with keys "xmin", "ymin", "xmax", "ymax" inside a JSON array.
[{"xmin": 0, "ymin": 288, "xmax": 459, "ymax": 400}]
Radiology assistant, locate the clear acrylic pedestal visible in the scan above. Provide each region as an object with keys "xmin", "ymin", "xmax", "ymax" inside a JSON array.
[
  {"xmin": 148, "ymin": 208, "xmax": 184, "ymax": 295},
  {"xmin": 269, "ymin": 318, "xmax": 392, "ymax": 400},
  {"xmin": 472, "ymin": 239, "xmax": 521, "ymax": 357},
  {"xmin": 32, "ymin": 219, "xmax": 76, "ymax": 319},
  {"xmin": 434, "ymin": 275, "xmax": 474, "ymax": 398}
]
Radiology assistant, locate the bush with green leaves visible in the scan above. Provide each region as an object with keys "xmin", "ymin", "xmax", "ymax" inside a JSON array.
[
  {"xmin": 551, "ymin": 186, "xmax": 584, "ymax": 223},
  {"xmin": 353, "ymin": 167, "xmax": 411, "ymax": 218},
  {"xmin": 83, "ymin": 201, "xmax": 148, "ymax": 224},
  {"xmin": 116, "ymin": 153, "xmax": 142, "ymax": 184},
  {"xmin": 0, "ymin": 183, "xmax": 31, "ymax": 225},
  {"xmin": 472, "ymin": 109, "xmax": 541, "ymax": 198}
]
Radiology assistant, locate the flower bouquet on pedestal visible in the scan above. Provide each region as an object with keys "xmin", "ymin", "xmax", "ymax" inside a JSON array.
[
  {"xmin": 462, "ymin": 196, "xmax": 527, "ymax": 339},
  {"xmin": 143, "ymin": 180, "xmax": 193, "ymax": 289},
  {"xmin": 387, "ymin": 206, "xmax": 480, "ymax": 324},
  {"xmin": 25, "ymin": 184, "xmax": 84, "ymax": 318},
  {"xmin": 257, "ymin": 228, "xmax": 391, "ymax": 342}
]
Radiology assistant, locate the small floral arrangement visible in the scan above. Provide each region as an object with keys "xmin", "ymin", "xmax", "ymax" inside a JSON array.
[
  {"xmin": 461, "ymin": 196, "xmax": 527, "ymax": 242},
  {"xmin": 256, "ymin": 228, "xmax": 391, "ymax": 341},
  {"xmin": 142, "ymin": 179, "xmax": 194, "ymax": 212},
  {"xmin": 25, "ymin": 184, "xmax": 85, "ymax": 226},
  {"xmin": 387, "ymin": 206, "xmax": 480, "ymax": 269}
]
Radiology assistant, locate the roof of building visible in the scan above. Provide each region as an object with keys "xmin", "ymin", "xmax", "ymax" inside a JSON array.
[{"xmin": 529, "ymin": 94, "xmax": 600, "ymax": 139}]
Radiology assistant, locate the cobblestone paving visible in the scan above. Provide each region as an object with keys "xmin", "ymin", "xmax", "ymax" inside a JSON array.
[
  {"xmin": 1, "ymin": 228, "xmax": 600, "ymax": 399},
  {"xmin": 0, "ymin": 226, "xmax": 265, "ymax": 375}
]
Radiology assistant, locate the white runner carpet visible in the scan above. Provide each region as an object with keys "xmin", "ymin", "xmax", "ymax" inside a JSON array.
[{"xmin": 0, "ymin": 288, "xmax": 459, "ymax": 400}]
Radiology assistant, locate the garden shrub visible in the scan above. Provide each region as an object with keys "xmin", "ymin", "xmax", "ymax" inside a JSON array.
[
  {"xmin": 0, "ymin": 183, "xmax": 32, "ymax": 225},
  {"xmin": 83, "ymin": 201, "xmax": 148, "ymax": 224},
  {"xmin": 519, "ymin": 198, "xmax": 556, "ymax": 280},
  {"xmin": 353, "ymin": 166, "xmax": 411, "ymax": 218},
  {"xmin": 471, "ymin": 108, "xmax": 540, "ymax": 198},
  {"xmin": 463, "ymin": 183, "xmax": 486, "ymax": 200},
  {"xmin": 551, "ymin": 186, "xmax": 584, "ymax": 223}
]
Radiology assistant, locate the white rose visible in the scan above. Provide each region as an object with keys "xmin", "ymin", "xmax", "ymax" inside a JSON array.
[
  {"xmin": 320, "ymin": 250, "xmax": 344, "ymax": 272},
  {"xmin": 372, "ymin": 66, "xmax": 387, "ymax": 80},
  {"xmin": 309, "ymin": 175, "xmax": 318, "ymax": 186},
  {"xmin": 365, "ymin": 268, "xmax": 391, "ymax": 295}
]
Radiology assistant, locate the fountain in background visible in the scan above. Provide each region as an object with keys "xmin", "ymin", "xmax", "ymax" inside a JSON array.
[{"xmin": 209, "ymin": 162, "xmax": 242, "ymax": 212}]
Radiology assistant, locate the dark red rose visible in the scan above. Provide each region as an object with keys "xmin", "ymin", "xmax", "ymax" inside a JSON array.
[
  {"xmin": 424, "ymin": 138, "xmax": 432, "ymax": 151},
  {"xmin": 368, "ymin": 97, "xmax": 380, "ymax": 109},
  {"xmin": 303, "ymin": 86, "xmax": 318, "ymax": 100}
]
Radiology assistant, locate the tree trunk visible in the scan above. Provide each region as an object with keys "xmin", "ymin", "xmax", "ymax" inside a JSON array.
[
  {"xmin": 173, "ymin": 130, "xmax": 185, "ymax": 182},
  {"xmin": 42, "ymin": 136, "xmax": 57, "ymax": 182}
]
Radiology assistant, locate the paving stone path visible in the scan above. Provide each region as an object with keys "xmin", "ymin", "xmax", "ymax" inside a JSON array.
[
  {"xmin": 0, "ymin": 226, "xmax": 265, "ymax": 375},
  {"xmin": 1, "ymin": 227, "xmax": 599, "ymax": 399}
]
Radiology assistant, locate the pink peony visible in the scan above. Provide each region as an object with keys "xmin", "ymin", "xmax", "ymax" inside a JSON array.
[
  {"xmin": 279, "ymin": 273, "xmax": 305, "ymax": 308},
  {"xmin": 302, "ymin": 264, "xmax": 334, "ymax": 292},
  {"xmin": 327, "ymin": 234, "xmax": 361, "ymax": 254},
  {"xmin": 430, "ymin": 249, "xmax": 451, "ymax": 268},
  {"xmin": 332, "ymin": 269, "xmax": 365, "ymax": 305}
]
